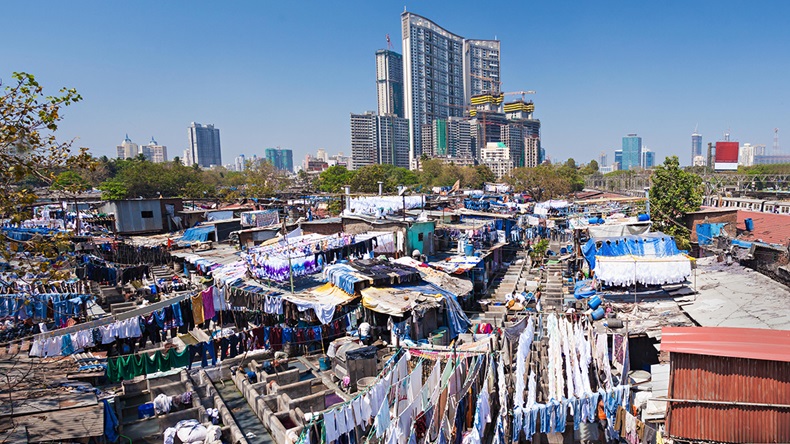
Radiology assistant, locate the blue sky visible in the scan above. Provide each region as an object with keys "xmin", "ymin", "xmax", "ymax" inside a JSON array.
[{"xmin": 2, "ymin": 1, "xmax": 789, "ymax": 166}]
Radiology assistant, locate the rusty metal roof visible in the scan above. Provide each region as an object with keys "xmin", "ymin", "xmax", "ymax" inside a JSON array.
[{"xmin": 661, "ymin": 326, "xmax": 790, "ymax": 363}]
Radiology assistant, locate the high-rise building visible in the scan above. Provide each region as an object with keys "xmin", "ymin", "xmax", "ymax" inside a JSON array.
[
  {"xmin": 525, "ymin": 137, "xmax": 541, "ymax": 168},
  {"xmin": 145, "ymin": 137, "xmax": 167, "ymax": 163},
  {"xmin": 316, "ymin": 148, "xmax": 328, "ymax": 162},
  {"xmin": 351, "ymin": 112, "xmax": 379, "ymax": 169},
  {"xmin": 235, "ymin": 154, "xmax": 246, "ymax": 171},
  {"xmin": 463, "ymin": 39, "xmax": 501, "ymax": 102},
  {"xmin": 375, "ymin": 50, "xmax": 404, "ymax": 118},
  {"xmin": 503, "ymin": 99, "xmax": 541, "ymax": 168},
  {"xmin": 621, "ymin": 134, "xmax": 642, "ymax": 170},
  {"xmin": 186, "ymin": 123, "xmax": 221, "ymax": 168},
  {"xmin": 481, "ymin": 142, "xmax": 513, "ymax": 179},
  {"xmin": 739, "ymin": 143, "xmax": 755, "ymax": 167},
  {"xmin": 402, "ymin": 12, "xmax": 499, "ymax": 167},
  {"xmin": 642, "ymin": 148, "xmax": 655, "ymax": 169},
  {"xmin": 116, "ymin": 134, "xmax": 139, "ymax": 160},
  {"xmin": 447, "ymin": 117, "xmax": 476, "ymax": 159},
  {"xmin": 350, "ymin": 112, "xmax": 409, "ymax": 169},
  {"xmin": 264, "ymin": 148, "xmax": 294, "ymax": 172},
  {"xmin": 614, "ymin": 150, "xmax": 623, "ymax": 170},
  {"xmin": 599, "ymin": 152, "xmax": 608, "ymax": 167},
  {"xmin": 377, "ymin": 114, "xmax": 410, "ymax": 169},
  {"xmin": 402, "ymin": 12, "xmax": 466, "ymax": 166},
  {"xmin": 692, "ymin": 131, "xmax": 702, "ymax": 164}
]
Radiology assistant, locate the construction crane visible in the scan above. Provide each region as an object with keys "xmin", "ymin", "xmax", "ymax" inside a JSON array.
[{"xmin": 503, "ymin": 90, "xmax": 536, "ymax": 101}]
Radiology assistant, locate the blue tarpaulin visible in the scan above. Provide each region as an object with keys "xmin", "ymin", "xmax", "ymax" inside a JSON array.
[
  {"xmin": 696, "ymin": 223, "xmax": 727, "ymax": 246},
  {"xmin": 582, "ymin": 232, "xmax": 683, "ymax": 269},
  {"xmin": 391, "ymin": 282, "xmax": 471, "ymax": 340},
  {"xmin": 180, "ymin": 226, "xmax": 214, "ymax": 243}
]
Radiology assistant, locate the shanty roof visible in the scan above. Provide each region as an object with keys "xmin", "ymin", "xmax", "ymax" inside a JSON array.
[
  {"xmin": 737, "ymin": 210, "xmax": 790, "ymax": 245},
  {"xmin": 661, "ymin": 326, "xmax": 790, "ymax": 363}
]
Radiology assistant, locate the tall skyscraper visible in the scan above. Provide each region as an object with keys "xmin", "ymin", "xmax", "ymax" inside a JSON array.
[
  {"xmin": 641, "ymin": 148, "xmax": 655, "ymax": 169},
  {"xmin": 503, "ymin": 99, "xmax": 540, "ymax": 168},
  {"xmin": 614, "ymin": 150, "xmax": 623, "ymax": 170},
  {"xmin": 692, "ymin": 131, "xmax": 702, "ymax": 164},
  {"xmin": 145, "ymin": 137, "xmax": 167, "ymax": 163},
  {"xmin": 351, "ymin": 112, "xmax": 379, "ymax": 170},
  {"xmin": 377, "ymin": 114, "xmax": 410, "ymax": 169},
  {"xmin": 235, "ymin": 154, "xmax": 246, "ymax": 171},
  {"xmin": 264, "ymin": 148, "xmax": 294, "ymax": 172},
  {"xmin": 621, "ymin": 134, "xmax": 642, "ymax": 170},
  {"xmin": 463, "ymin": 39, "xmax": 501, "ymax": 102},
  {"xmin": 186, "ymin": 123, "xmax": 221, "ymax": 168},
  {"xmin": 350, "ymin": 112, "xmax": 410, "ymax": 169},
  {"xmin": 403, "ymin": 12, "xmax": 482, "ymax": 166},
  {"xmin": 116, "ymin": 134, "xmax": 138, "ymax": 160},
  {"xmin": 376, "ymin": 50, "xmax": 404, "ymax": 118}
]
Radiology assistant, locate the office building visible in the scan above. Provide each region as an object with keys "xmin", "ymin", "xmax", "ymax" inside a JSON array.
[
  {"xmin": 351, "ymin": 112, "xmax": 379, "ymax": 169},
  {"xmin": 186, "ymin": 123, "xmax": 221, "ymax": 168},
  {"xmin": 621, "ymin": 134, "xmax": 642, "ymax": 170},
  {"xmin": 315, "ymin": 148, "xmax": 328, "ymax": 162},
  {"xmin": 376, "ymin": 50, "xmax": 404, "ymax": 118},
  {"xmin": 377, "ymin": 114, "xmax": 410, "ymax": 169},
  {"xmin": 264, "ymin": 148, "xmax": 294, "ymax": 172},
  {"xmin": 525, "ymin": 136, "xmax": 541, "ymax": 168},
  {"xmin": 116, "ymin": 135, "xmax": 138, "ymax": 160},
  {"xmin": 692, "ymin": 131, "xmax": 703, "ymax": 164},
  {"xmin": 503, "ymin": 99, "xmax": 541, "ymax": 168},
  {"xmin": 599, "ymin": 152, "xmax": 608, "ymax": 168},
  {"xmin": 235, "ymin": 154, "xmax": 246, "ymax": 172},
  {"xmin": 739, "ymin": 143, "xmax": 756, "ymax": 167},
  {"xmin": 614, "ymin": 150, "xmax": 623, "ymax": 170},
  {"xmin": 145, "ymin": 137, "xmax": 167, "ymax": 163},
  {"xmin": 350, "ymin": 112, "xmax": 409, "ymax": 170},
  {"xmin": 642, "ymin": 148, "xmax": 655, "ymax": 169},
  {"xmin": 714, "ymin": 141, "xmax": 739, "ymax": 171},
  {"xmin": 754, "ymin": 154, "xmax": 790, "ymax": 165},
  {"xmin": 422, "ymin": 118, "xmax": 476, "ymax": 161},
  {"xmin": 481, "ymin": 142, "xmax": 513, "ymax": 179},
  {"xmin": 402, "ymin": 12, "xmax": 500, "ymax": 167},
  {"xmin": 463, "ymin": 39, "xmax": 501, "ymax": 101}
]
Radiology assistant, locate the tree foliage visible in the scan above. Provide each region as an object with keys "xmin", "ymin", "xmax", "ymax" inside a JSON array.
[
  {"xmin": 316, "ymin": 165, "xmax": 356, "ymax": 193},
  {"xmin": 505, "ymin": 165, "xmax": 574, "ymax": 201},
  {"xmin": 649, "ymin": 156, "xmax": 703, "ymax": 247}
]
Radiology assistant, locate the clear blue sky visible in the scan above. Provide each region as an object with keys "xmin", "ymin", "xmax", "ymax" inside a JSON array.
[{"xmin": 3, "ymin": 1, "xmax": 789, "ymax": 166}]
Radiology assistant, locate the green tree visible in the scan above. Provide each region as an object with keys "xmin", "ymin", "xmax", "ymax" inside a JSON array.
[
  {"xmin": 245, "ymin": 160, "xmax": 286, "ymax": 197},
  {"xmin": 52, "ymin": 171, "xmax": 90, "ymax": 192},
  {"xmin": 0, "ymin": 72, "xmax": 85, "ymax": 271},
  {"xmin": 316, "ymin": 165, "xmax": 356, "ymax": 193},
  {"xmin": 505, "ymin": 165, "xmax": 572, "ymax": 201},
  {"xmin": 649, "ymin": 156, "xmax": 703, "ymax": 248}
]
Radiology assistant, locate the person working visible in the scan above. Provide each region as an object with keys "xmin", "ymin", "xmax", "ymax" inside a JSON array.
[{"xmin": 358, "ymin": 321, "xmax": 371, "ymax": 345}]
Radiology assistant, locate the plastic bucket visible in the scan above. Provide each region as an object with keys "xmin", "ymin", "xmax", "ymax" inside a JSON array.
[
  {"xmin": 318, "ymin": 357, "xmax": 331, "ymax": 371},
  {"xmin": 591, "ymin": 307, "xmax": 605, "ymax": 321},
  {"xmin": 588, "ymin": 294, "xmax": 602, "ymax": 310},
  {"xmin": 464, "ymin": 244, "xmax": 474, "ymax": 256},
  {"xmin": 637, "ymin": 213, "xmax": 651, "ymax": 222}
]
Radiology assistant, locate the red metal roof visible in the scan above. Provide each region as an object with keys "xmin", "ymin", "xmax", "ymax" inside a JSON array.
[
  {"xmin": 661, "ymin": 326, "xmax": 790, "ymax": 363},
  {"xmin": 737, "ymin": 210, "xmax": 790, "ymax": 245}
]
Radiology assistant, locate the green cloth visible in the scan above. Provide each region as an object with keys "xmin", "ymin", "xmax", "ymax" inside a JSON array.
[
  {"xmin": 144, "ymin": 352, "xmax": 159, "ymax": 374},
  {"xmin": 168, "ymin": 347, "xmax": 190, "ymax": 369}
]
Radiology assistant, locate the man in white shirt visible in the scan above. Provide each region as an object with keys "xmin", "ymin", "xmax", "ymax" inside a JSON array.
[{"xmin": 358, "ymin": 321, "xmax": 371, "ymax": 345}]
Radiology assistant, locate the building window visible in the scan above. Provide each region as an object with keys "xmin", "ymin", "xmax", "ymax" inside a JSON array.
[
  {"xmin": 418, "ymin": 233, "xmax": 424, "ymax": 241},
  {"xmin": 141, "ymin": 211, "xmax": 154, "ymax": 219}
]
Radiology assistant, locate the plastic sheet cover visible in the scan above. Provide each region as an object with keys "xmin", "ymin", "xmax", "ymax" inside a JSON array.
[
  {"xmin": 582, "ymin": 232, "xmax": 683, "ymax": 269},
  {"xmin": 180, "ymin": 226, "xmax": 214, "ymax": 243}
]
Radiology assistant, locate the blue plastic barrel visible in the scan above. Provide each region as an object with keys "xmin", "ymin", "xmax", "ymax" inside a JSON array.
[
  {"xmin": 588, "ymin": 294, "xmax": 602, "ymax": 310},
  {"xmin": 464, "ymin": 244, "xmax": 474, "ymax": 256},
  {"xmin": 591, "ymin": 307, "xmax": 605, "ymax": 321},
  {"xmin": 319, "ymin": 357, "xmax": 331, "ymax": 371},
  {"xmin": 560, "ymin": 247, "xmax": 567, "ymax": 254},
  {"xmin": 745, "ymin": 218, "xmax": 754, "ymax": 231},
  {"xmin": 637, "ymin": 213, "xmax": 650, "ymax": 222}
]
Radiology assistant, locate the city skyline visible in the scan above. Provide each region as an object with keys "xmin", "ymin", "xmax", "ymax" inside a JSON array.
[{"xmin": 2, "ymin": 2, "xmax": 789, "ymax": 166}]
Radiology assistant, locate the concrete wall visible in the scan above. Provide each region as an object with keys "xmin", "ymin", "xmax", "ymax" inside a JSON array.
[{"xmin": 685, "ymin": 210, "xmax": 738, "ymax": 243}]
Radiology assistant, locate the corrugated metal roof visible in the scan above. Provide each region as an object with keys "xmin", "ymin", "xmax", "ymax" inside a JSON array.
[{"xmin": 661, "ymin": 326, "xmax": 790, "ymax": 363}]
